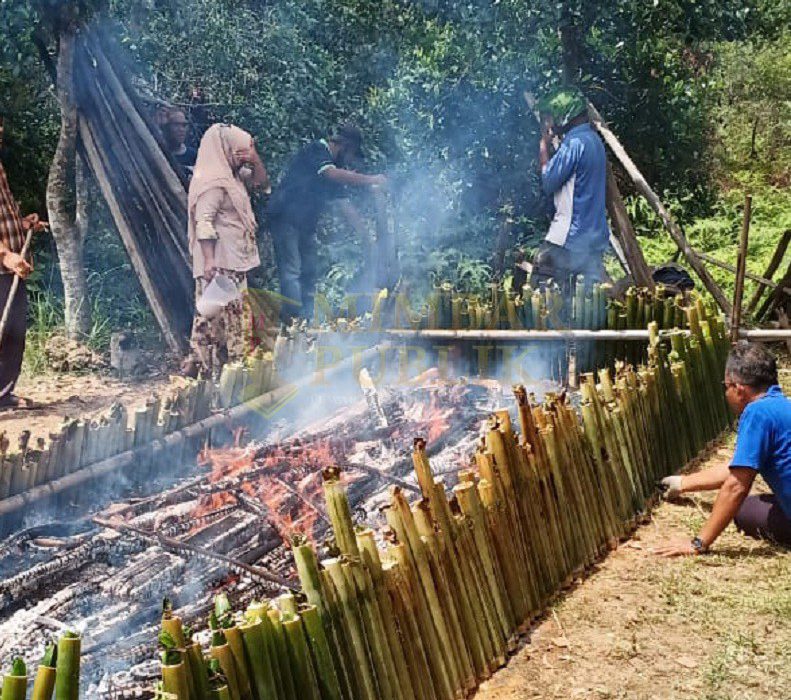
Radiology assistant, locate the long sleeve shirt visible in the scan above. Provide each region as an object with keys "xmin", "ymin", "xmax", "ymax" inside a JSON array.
[
  {"xmin": 191, "ymin": 187, "xmax": 260, "ymax": 278},
  {"xmin": 0, "ymin": 161, "xmax": 26, "ymax": 275},
  {"xmin": 541, "ymin": 123, "xmax": 610, "ymax": 254}
]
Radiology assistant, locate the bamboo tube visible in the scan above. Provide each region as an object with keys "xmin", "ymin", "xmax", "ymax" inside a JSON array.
[
  {"xmin": 292, "ymin": 545, "xmax": 354, "ymax": 699},
  {"xmin": 423, "ymin": 487, "xmax": 492, "ymax": 678},
  {"xmin": 387, "ymin": 489, "xmax": 462, "ymax": 695},
  {"xmin": 282, "ymin": 615, "xmax": 322, "ymax": 700},
  {"xmin": 247, "ymin": 604, "xmax": 285, "ymax": 698},
  {"xmin": 323, "ymin": 467, "xmax": 360, "ymax": 558},
  {"xmin": 185, "ymin": 643, "xmax": 210, "ymax": 700},
  {"xmin": 300, "ymin": 605, "xmax": 344, "ymax": 700},
  {"xmin": 412, "ymin": 504, "xmax": 476, "ymax": 692},
  {"xmin": 239, "ymin": 618, "xmax": 278, "ymax": 700},
  {"xmin": 1, "ymin": 659, "xmax": 27, "ymax": 700},
  {"xmin": 162, "ymin": 661, "xmax": 191, "ymax": 700},
  {"xmin": 223, "ymin": 627, "xmax": 253, "ymax": 700},
  {"xmin": 323, "ymin": 558, "xmax": 379, "ymax": 700},
  {"xmin": 382, "ymin": 560, "xmax": 437, "ymax": 700},
  {"xmin": 31, "ymin": 644, "xmax": 56, "ymax": 700},
  {"xmin": 266, "ymin": 609, "xmax": 297, "ymax": 700},
  {"xmin": 344, "ymin": 558, "xmax": 398, "ymax": 699},
  {"xmin": 385, "ymin": 540, "xmax": 456, "ymax": 700},
  {"xmin": 55, "ymin": 632, "xmax": 80, "ymax": 700},
  {"xmin": 453, "ymin": 482, "xmax": 514, "ymax": 641},
  {"xmin": 357, "ymin": 530, "xmax": 417, "ymax": 700}
]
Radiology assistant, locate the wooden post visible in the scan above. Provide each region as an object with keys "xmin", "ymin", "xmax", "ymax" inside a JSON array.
[
  {"xmin": 587, "ymin": 102, "xmax": 732, "ymax": 314},
  {"xmin": 747, "ymin": 229, "xmax": 791, "ymax": 316},
  {"xmin": 730, "ymin": 194, "xmax": 752, "ymax": 342},
  {"xmin": 605, "ymin": 162, "xmax": 654, "ymax": 289}
]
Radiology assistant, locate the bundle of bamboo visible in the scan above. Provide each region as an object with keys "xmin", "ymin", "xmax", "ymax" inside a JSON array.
[
  {"xmin": 145, "ymin": 302, "xmax": 729, "ymax": 700},
  {"xmin": 0, "ymin": 632, "xmax": 81, "ymax": 700}
]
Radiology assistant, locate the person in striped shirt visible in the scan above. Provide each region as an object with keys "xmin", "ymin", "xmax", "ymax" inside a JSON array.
[{"xmin": 0, "ymin": 117, "xmax": 46, "ymax": 410}]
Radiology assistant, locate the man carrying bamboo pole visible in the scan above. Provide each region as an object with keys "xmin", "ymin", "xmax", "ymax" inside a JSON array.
[
  {"xmin": 0, "ymin": 117, "xmax": 46, "ymax": 411},
  {"xmin": 655, "ymin": 343, "xmax": 791, "ymax": 553},
  {"xmin": 530, "ymin": 89, "xmax": 610, "ymax": 297}
]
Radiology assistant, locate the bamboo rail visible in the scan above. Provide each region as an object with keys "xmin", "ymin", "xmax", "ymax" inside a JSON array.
[{"xmin": 143, "ymin": 302, "xmax": 732, "ymax": 700}]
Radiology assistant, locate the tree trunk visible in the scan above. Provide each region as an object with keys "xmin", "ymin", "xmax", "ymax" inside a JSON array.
[{"xmin": 46, "ymin": 28, "xmax": 91, "ymax": 340}]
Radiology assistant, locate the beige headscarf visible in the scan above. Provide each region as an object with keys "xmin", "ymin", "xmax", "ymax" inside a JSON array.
[{"xmin": 187, "ymin": 123, "xmax": 257, "ymax": 251}]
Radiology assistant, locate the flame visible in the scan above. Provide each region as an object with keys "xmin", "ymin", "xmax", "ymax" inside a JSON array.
[{"xmin": 192, "ymin": 491, "xmax": 237, "ymax": 520}]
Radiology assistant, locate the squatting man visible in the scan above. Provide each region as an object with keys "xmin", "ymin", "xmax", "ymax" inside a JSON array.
[{"xmin": 654, "ymin": 342, "xmax": 791, "ymax": 555}]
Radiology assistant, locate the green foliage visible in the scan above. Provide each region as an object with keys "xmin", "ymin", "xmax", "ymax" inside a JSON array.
[{"xmin": 2, "ymin": 0, "xmax": 790, "ymax": 352}]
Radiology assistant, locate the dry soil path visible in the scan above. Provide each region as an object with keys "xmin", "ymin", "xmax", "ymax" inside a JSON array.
[{"xmin": 0, "ymin": 372, "xmax": 170, "ymax": 446}]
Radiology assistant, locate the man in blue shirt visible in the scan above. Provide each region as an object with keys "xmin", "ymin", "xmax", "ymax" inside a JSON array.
[
  {"xmin": 655, "ymin": 342, "xmax": 791, "ymax": 555},
  {"xmin": 531, "ymin": 89, "xmax": 610, "ymax": 294}
]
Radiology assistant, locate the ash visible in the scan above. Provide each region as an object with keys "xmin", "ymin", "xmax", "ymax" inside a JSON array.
[{"xmin": 0, "ymin": 375, "xmax": 556, "ymax": 698}]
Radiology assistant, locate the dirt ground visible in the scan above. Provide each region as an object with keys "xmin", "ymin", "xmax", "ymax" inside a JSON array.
[
  {"xmin": 477, "ymin": 440, "xmax": 791, "ymax": 700},
  {"xmin": 0, "ymin": 372, "xmax": 170, "ymax": 444}
]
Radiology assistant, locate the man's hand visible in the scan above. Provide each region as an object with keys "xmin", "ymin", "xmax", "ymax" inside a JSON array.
[
  {"xmin": 659, "ymin": 475, "xmax": 683, "ymax": 500},
  {"xmin": 652, "ymin": 538, "xmax": 698, "ymax": 558},
  {"xmin": 0, "ymin": 251, "xmax": 32, "ymax": 279},
  {"xmin": 203, "ymin": 265, "xmax": 217, "ymax": 282},
  {"xmin": 21, "ymin": 213, "xmax": 48, "ymax": 233}
]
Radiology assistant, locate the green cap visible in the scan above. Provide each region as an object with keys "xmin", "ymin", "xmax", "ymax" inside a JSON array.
[{"xmin": 537, "ymin": 88, "xmax": 588, "ymax": 126}]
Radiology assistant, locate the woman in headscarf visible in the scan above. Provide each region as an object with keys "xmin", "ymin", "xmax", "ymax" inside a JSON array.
[{"xmin": 183, "ymin": 123, "xmax": 269, "ymax": 377}]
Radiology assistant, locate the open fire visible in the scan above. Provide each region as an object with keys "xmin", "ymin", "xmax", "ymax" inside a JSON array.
[{"xmin": 0, "ymin": 374, "xmax": 542, "ymax": 698}]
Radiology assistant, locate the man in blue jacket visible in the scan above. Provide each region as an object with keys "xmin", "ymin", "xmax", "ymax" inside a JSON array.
[{"xmin": 531, "ymin": 89, "xmax": 610, "ymax": 294}]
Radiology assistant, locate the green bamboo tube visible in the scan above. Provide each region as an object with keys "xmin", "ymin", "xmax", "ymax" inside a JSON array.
[
  {"xmin": 541, "ymin": 423, "xmax": 590, "ymax": 568},
  {"xmin": 239, "ymin": 619, "xmax": 278, "ymax": 700},
  {"xmin": 322, "ymin": 467, "xmax": 360, "ymax": 558},
  {"xmin": 1, "ymin": 659, "xmax": 27, "ymax": 700},
  {"xmin": 300, "ymin": 605, "xmax": 344, "ymax": 700},
  {"xmin": 224, "ymin": 627, "xmax": 253, "ymax": 700},
  {"xmin": 430, "ymin": 486, "xmax": 494, "ymax": 676},
  {"xmin": 385, "ymin": 540, "xmax": 456, "ymax": 700},
  {"xmin": 55, "ymin": 632, "xmax": 80, "ymax": 700},
  {"xmin": 453, "ymin": 483, "xmax": 514, "ymax": 640},
  {"xmin": 357, "ymin": 530, "xmax": 417, "ymax": 699},
  {"xmin": 323, "ymin": 559, "xmax": 379, "ymax": 700},
  {"xmin": 31, "ymin": 645, "xmax": 56, "ymax": 700},
  {"xmin": 282, "ymin": 616, "xmax": 321, "ymax": 700},
  {"xmin": 185, "ymin": 643, "xmax": 210, "ymax": 700},
  {"xmin": 580, "ymin": 400, "xmax": 623, "ymax": 542},
  {"xmin": 477, "ymin": 477, "xmax": 531, "ymax": 625},
  {"xmin": 162, "ymin": 661, "xmax": 191, "ymax": 700},
  {"xmin": 266, "ymin": 609, "xmax": 297, "ymax": 700},
  {"xmin": 247, "ymin": 604, "xmax": 284, "ymax": 698},
  {"xmin": 292, "ymin": 546, "xmax": 354, "ymax": 700},
  {"xmin": 388, "ymin": 490, "xmax": 463, "ymax": 694},
  {"xmin": 382, "ymin": 561, "xmax": 437, "ymax": 700},
  {"xmin": 276, "ymin": 594, "xmax": 298, "ymax": 617},
  {"xmin": 428, "ymin": 482, "xmax": 496, "ymax": 676},
  {"xmin": 162, "ymin": 603, "xmax": 188, "ymax": 649},
  {"xmin": 210, "ymin": 644, "xmax": 241, "ymax": 700},
  {"xmin": 344, "ymin": 559, "xmax": 398, "ymax": 700},
  {"xmin": 411, "ymin": 508, "xmax": 475, "ymax": 693}
]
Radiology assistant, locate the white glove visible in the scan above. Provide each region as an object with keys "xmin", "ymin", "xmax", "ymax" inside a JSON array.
[{"xmin": 659, "ymin": 475, "xmax": 683, "ymax": 499}]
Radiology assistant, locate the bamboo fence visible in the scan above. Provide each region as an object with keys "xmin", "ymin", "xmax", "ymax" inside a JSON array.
[
  {"xmin": 0, "ymin": 349, "xmax": 275, "ymax": 509},
  {"xmin": 144, "ymin": 303, "xmax": 730, "ymax": 700}
]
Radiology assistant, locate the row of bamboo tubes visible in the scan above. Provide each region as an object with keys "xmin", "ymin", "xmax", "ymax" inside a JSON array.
[
  {"xmin": 366, "ymin": 282, "xmax": 691, "ymax": 334},
  {"xmin": 0, "ymin": 351, "xmax": 275, "ymax": 502},
  {"xmin": 150, "ymin": 301, "xmax": 730, "ymax": 700}
]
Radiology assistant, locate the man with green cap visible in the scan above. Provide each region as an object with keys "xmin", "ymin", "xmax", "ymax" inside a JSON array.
[{"xmin": 530, "ymin": 89, "xmax": 610, "ymax": 294}]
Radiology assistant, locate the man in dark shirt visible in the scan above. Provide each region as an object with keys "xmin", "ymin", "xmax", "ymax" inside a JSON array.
[
  {"xmin": 162, "ymin": 108, "xmax": 198, "ymax": 177},
  {"xmin": 268, "ymin": 124, "xmax": 386, "ymax": 322}
]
